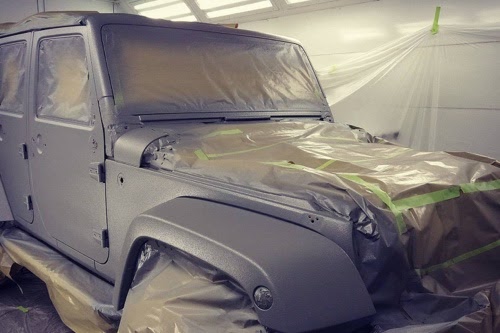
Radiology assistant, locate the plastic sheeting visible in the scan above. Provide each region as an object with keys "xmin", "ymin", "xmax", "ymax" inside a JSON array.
[
  {"xmin": 0, "ymin": 225, "xmax": 266, "ymax": 333},
  {"xmin": 37, "ymin": 35, "xmax": 91, "ymax": 123},
  {"xmin": 119, "ymin": 241, "xmax": 265, "ymax": 333},
  {"xmin": 0, "ymin": 12, "xmax": 91, "ymax": 36},
  {"xmin": 102, "ymin": 25, "xmax": 328, "ymax": 117},
  {"xmin": 317, "ymin": 24, "xmax": 500, "ymax": 159},
  {"xmin": 0, "ymin": 224, "xmax": 121, "ymax": 333},
  {"xmin": 0, "ymin": 41, "xmax": 26, "ymax": 113},
  {"xmin": 143, "ymin": 120, "xmax": 500, "ymax": 332}
]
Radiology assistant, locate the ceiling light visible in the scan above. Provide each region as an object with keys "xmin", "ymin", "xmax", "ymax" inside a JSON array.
[
  {"xmin": 196, "ymin": 0, "xmax": 248, "ymax": 10},
  {"xmin": 134, "ymin": 0, "xmax": 179, "ymax": 11},
  {"xmin": 206, "ymin": 1, "xmax": 272, "ymax": 18},
  {"xmin": 286, "ymin": 0, "xmax": 313, "ymax": 4},
  {"xmin": 139, "ymin": 2, "xmax": 191, "ymax": 19},
  {"xmin": 171, "ymin": 15, "xmax": 198, "ymax": 22}
]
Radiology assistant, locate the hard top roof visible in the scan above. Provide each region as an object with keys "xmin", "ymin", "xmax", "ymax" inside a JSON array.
[{"xmin": 0, "ymin": 12, "xmax": 297, "ymax": 44}]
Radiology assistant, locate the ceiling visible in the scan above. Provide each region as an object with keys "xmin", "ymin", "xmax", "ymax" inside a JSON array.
[{"xmin": 120, "ymin": 0, "xmax": 376, "ymax": 24}]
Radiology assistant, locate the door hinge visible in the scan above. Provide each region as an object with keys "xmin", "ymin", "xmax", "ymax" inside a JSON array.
[
  {"xmin": 89, "ymin": 162, "xmax": 105, "ymax": 183},
  {"xmin": 23, "ymin": 195, "xmax": 33, "ymax": 211},
  {"xmin": 93, "ymin": 228, "xmax": 109, "ymax": 248},
  {"xmin": 18, "ymin": 143, "xmax": 28, "ymax": 160}
]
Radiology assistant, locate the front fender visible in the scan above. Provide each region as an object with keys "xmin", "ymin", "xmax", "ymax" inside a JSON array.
[{"xmin": 113, "ymin": 197, "xmax": 375, "ymax": 333}]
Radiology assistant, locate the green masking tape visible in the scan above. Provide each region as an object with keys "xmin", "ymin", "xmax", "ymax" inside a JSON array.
[
  {"xmin": 417, "ymin": 239, "xmax": 500, "ymax": 275},
  {"xmin": 431, "ymin": 6, "xmax": 441, "ymax": 35},
  {"xmin": 460, "ymin": 179, "xmax": 500, "ymax": 193},
  {"xmin": 340, "ymin": 174, "xmax": 408, "ymax": 234},
  {"xmin": 204, "ymin": 128, "xmax": 243, "ymax": 138},
  {"xmin": 316, "ymin": 159, "xmax": 336, "ymax": 170},
  {"xmin": 392, "ymin": 187, "xmax": 461, "ymax": 210},
  {"xmin": 17, "ymin": 306, "xmax": 29, "ymax": 313}
]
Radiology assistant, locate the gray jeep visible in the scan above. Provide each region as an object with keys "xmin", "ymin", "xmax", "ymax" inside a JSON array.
[{"xmin": 1, "ymin": 12, "xmax": 499, "ymax": 333}]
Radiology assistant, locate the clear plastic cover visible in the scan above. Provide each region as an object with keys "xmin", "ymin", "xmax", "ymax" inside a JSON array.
[
  {"xmin": 0, "ymin": 42, "xmax": 26, "ymax": 113},
  {"xmin": 119, "ymin": 241, "xmax": 265, "ymax": 333},
  {"xmin": 37, "ymin": 36, "xmax": 91, "ymax": 123},
  {"xmin": 143, "ymin": 120, "xmax": 500, "ymax": 332},
  {"xmin": 317, "ymin": 24, "xmax": 500, "ymax": 159},
  {"xmin": 102, "ymin": 25, "xmax": 328, "ymax": 117}
]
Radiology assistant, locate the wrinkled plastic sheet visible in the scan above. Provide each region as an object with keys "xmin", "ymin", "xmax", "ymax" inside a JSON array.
[
  {"xmin": 102, "ymin": 25, "xmax": 327, "ymax": 117},
  {"xmin": 0, "ymin": 41, "xmax": 26, "ymax": 113},
  {"xmin": 0, "ymin": 224, "xmax": 265, "ymax": 333},
  {"xmin": 143, "ymin": 120, "xmax": 500, "ymax": 332},
  {"xmin": 0, "ymin": 12, "xmax": 92, "ymax": 36},
  {"xmin": 0, "ymin": 225, "xmax": 121, "ymax": 333},
  {"xmin": 37, "ymin": 35, "xmax": 91, "ymax": 123},
  {"xmin": 317, "ymin": 24, "xmax": 500, "ymax": 159},
  {"xmin": 119, "ymin": 240, "xmax": 265, "ymax": 333}
]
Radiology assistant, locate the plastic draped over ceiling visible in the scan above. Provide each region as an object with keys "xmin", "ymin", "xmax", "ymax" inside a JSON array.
[
  {"xmin": 318, "ymin": 24, "xmax": 500, "ymax": 159},
  {"xmin": 102, "ymin": 25, "xmax": 328, "ymax": 117}
]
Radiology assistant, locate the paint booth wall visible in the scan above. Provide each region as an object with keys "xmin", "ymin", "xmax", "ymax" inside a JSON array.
[
  {"xmin": 240, "ymin": 0, "xmax": 500, "ymax": 159},
  {"xmin": 0, "ymin": 0, "xmax": 115, "ymax": 23}
]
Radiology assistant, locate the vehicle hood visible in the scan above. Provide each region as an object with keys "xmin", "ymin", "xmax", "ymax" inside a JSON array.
[{"xmin": 137, "ymin": 120, "xmax": 500, "ymax": 307}]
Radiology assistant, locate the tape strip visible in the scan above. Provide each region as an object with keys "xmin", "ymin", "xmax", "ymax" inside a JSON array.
[
  {"xmin": 203, "ymin": 129, "xmax": 243, "ymax": 138},
  {"xmin": 417, "ymin": 239, "xmax": 500, "ymax": 275},
  {"xmin": 316, "ymin": 159, "xmax": 335, "ymax": 170},
  {"xmin": 460, "ymin": 179, "xmax": 500, "ymax": 193},
  {"xmin": 431, "ymin": 6, "xmax": 441, "ymax": 35},
  {"xmin": 340, "ymin": 174, "xmax": 407, "ymax": 234}
]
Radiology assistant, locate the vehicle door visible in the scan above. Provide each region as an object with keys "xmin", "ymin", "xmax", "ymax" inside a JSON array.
[
  {"xmin": 29, "ymin": 27, "xmax": 108, "ymax": 263},
  {"xmin": 0, "ymin": 33, "xmax": 34, "ymax": 223}
]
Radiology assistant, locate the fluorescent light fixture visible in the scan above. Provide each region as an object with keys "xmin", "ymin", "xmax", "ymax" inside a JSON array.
[
  {"xmin": 206, "ymin": 1, "xmax": 272, "ymax": 18},
  {"xmin": 139, "ymin": 2, "xmax": 191, "ymax": 19},
  {"xmin": 196, "ymin": 0, "xmax": 248, "ymax": 10},
  {"xmin": 286, "ymin": 0, "xmax": 313, "ymax": 4},
  {"xmin": 134, "ymin": 0, "xmax": 179, "ymax": 11},
  {"xmin": 171, "ymin": 15, "xmax": 198, "ymax": 22}
]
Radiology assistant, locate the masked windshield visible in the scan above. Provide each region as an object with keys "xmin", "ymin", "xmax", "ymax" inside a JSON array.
[{"xmin": 102, "ymin": 25, "xmax": 328, "ymax": 117}]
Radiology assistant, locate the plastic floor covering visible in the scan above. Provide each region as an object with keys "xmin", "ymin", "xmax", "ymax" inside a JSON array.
[{"xmin": 0, "ymin": 269, "xmax": 72, "ymax": 333}]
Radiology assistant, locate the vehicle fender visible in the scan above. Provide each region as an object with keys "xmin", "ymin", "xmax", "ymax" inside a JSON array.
[
  {"xmin": 0, "ymin": 177, "xmax": 13, "ymax": 222},
  {"xmin": 113, "ymin": 197, "xmax": 375, "ymax": 333}
]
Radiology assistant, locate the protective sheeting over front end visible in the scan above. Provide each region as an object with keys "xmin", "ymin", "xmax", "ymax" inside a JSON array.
[{"xmin": 142, "ymin": 120, "xmax": 500, "ymax": 332}]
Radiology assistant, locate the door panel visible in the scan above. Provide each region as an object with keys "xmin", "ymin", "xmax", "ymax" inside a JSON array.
[
  {"xmin": 29, "ymin": 28, "xmax": 108, "ymax": 263},
  {"xmin": 0, "ymin": 35, "xmax": 34, "ymax": 223}
]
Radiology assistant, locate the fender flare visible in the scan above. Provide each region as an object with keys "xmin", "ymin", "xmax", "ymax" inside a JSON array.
[{"xmin": 113, "ymin": 197, "xmax": 375, "ymax": 333}]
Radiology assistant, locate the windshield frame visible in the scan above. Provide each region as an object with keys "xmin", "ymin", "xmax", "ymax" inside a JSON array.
[{"xmin": 100, "ymin": 23, "xmax": 330, "ymax": 120}]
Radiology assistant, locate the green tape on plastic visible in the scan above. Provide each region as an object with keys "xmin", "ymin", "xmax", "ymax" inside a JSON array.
[
  {"xmin": 431, "ymin": 6, "xmax": 441, "ymax": 35},
  {"xmin": 195, "ymin": 141, "xmax": 289, "ymax": 160},
  {"xmin": 340, "ymin": 174, "xmax": 407, "ymax": 234},
  {"xmin": 194, "ymin": 149, "xmax": 209, "ymax": 160},
  {"xmin": 17, "ymin": 306, "xmax": 29, "ymax": 313},
  {"xmin": 393, "ymin": 187, "xmax": 460, "ymax": 210},
  {"xmin": 204, "ymin": 129, "xmax": 243, "ymax": 138},
  {"xmin": 460, "ymin": 179, "xmax": 500, "ymax": 193},
  {"xmin": 262, "ymin": 161, "xmax": 307, "ymax": 170},
  {"xmin": 316, "ymin": 159, "xmax": 335, "ymax": 170},
  {"xmin": 417, "ymin": 239, "xmax": 500, "ymax": 275}
]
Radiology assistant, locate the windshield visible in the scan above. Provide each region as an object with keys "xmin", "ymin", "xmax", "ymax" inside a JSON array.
[{"xmin": 102, "ymin": 25, "xmax": 328, "ymax": 117}]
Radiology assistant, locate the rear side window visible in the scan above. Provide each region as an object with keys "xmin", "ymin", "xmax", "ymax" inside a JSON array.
[
  {"xmin": 0, "ymin": 42, "xmax": 26, "ymax": 113},
  {"xmin": 37, "ymin": 35, "xmax": 90, "ymax": 123}
]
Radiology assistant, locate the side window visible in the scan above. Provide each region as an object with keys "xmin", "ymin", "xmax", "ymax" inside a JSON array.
[
  {"xmin": 0, "ymin": 42, "xmax": 26, "ymax": 113},
  {"xmin": 37, "ymin": 35, "xmax": 91, "ymax": 123}
]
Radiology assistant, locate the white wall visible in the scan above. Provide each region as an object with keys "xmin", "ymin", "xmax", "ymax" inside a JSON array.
[
  {"xmin": 240, "ymin": 0, "xmax": 500, "ymax": 68},
  {"xmin": 0, "ymin": 0, "xmax": 115, "ymax": 23}
]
